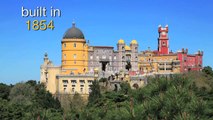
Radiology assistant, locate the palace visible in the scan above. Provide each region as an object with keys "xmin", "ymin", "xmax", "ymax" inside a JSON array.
[
  {"xmin": 138, "ymin": 25, "xmax": 203, "ymax": 75},
  {"xmin": 40, "ymin": 23, "xmax": 203, "ymax": 96}
]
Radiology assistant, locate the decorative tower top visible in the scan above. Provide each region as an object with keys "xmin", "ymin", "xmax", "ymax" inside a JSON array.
[
  {"xmin": 118, "ymin": 39, "xmax": 125, "ymax": 44},
  {"xmin": 158, "ymin": 25, "xmax": 169, "ymax": 38},
  {"xmin": 44, "ymin": 52, "xmax": 48, "ymax": 61},
  {"xmin": 43, "ymin": 52, "xmax": 52, "ymax": 66},
  {"xmin": 130, "ymin": 39, "xmax": 138, "ymax": 44}
]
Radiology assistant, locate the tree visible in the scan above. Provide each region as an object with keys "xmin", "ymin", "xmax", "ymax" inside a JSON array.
[
  {"xmin": 26, "ymin": 80, "xmax": 37, "ymax": 86},
  {"xmin": 33, "ymin": 83, "xmax": 61, "ymax": 109},
  {"xmin": 99, "ymin": 78, "xmax": 107, "ymax": 83},
  {"xmin": 202, "ymin": 66, "xmax": 213, "ymax": 77},
  {"xmin": 134, "ymin": 76, "xmax": 208, "ymax": 120},
  {"xmin": 0, "ymin": 83, "xmax": 11, "ymax": 100},
  {"xmin": 65, "ymin": 93, "xmax": 86, "ymax": 119},
  {"xmin": 1, "ymin": 81, "xmax": 64, "ymax": 119},
  {"xmin": 88, "ymin": 80, "xmax": 101, "ymax": 106},
  {"xmin": 0, "ymin": 98, "xmax": 9, "ymax": 119},
  {"xmin": 9, "ymin": 83, "xmax": 35, "ymax": 106},
  {"xmin": 120, "ymin": 82, "xmax": 131, "ymax": 95},
  {"xmin": 70, "ymin": 93, "xmax": 85, "ymax": 112}
]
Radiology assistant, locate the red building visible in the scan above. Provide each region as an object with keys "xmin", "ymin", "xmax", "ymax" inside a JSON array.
[
  {"xmin": 177, "ymin": 48, "xmax": 203, "ymax": 72},
  {"xmin": 155, "ymin": 25, "xmax": 203, "ymax": 72}
]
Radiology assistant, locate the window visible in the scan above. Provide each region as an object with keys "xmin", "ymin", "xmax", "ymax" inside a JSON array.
[
  {"xmin": 74, "ymin": 61, "xmax": 76, "ymax": 64},
  {"xmin": 184, "ymin": 57, "xmax": 187, "ymax": 62},
  {"xmin": 80, "ymin": 80, "xmax": 85, "ymax": 84},
  {"xmin": 71, "ymin": 80, "xmax": 77, "ymax": 84},
  {"xmin": 96, "ymin": 56, "xmax": 99, "ymax": 60},
  {"xmin": 88, "ymin": 80, "xmax": 93, "ymax": 84},
  {"xmin": 74, "ymin": 43, "xmax": 76, "ymax": 48},
  {"xmin": 64, "ymin": 43, "xmax": 66, "ymax": 48},
  {"xmin": 63, "ymin": 80, "xmax": 68, "ymax": 84},
  {"xmin": 109, "ymin": 56, "xmax": 112, "ymax": 60},
  {"xmin": 73, "ymin": 54, "xmax": 77, "ymax": 59},
  {"xmin": 102, "ymin": 55, "xmax": 106, "ymax": 59},
  {"xmin": 90, "ymin": 56, "xmax": 93, "ymax": 59},
  {"xmin": 80, "ymin": 88, "xmax": 83, "ymax": 92},
  {"xmin": 64, "ymin": 54, "xmax": 66, "ymax": 59},
  {"xmin": 114, "ymin": 56, "xmax": 116, "ymax": 60},
  {"xmin": 122, "ymin": 46, "xmax": 124, "ymax": 50}
]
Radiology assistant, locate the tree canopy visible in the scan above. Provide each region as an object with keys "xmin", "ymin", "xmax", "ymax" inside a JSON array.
[{"xmin": 0, "ymin": 81, "xmax": 63, "ymax": 120}]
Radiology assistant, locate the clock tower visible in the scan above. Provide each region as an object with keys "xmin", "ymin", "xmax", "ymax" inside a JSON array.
[{"xmin": 158, "ymin": 25, "xmax": 169, "ymax": 55}]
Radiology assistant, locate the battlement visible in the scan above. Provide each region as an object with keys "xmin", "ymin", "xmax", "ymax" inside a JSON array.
[
  {"xmin": 158, "ymin": 24, "xmax": 169, "ymax": 33},
  {"xmin": 195, "ymin": 50, "xmax": 204, "ymax": 56}
]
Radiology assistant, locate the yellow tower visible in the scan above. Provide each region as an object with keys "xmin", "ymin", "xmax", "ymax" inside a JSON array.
[{"xmin": 61, "ymin": 22, "xmax": 88, "ymax": 75}]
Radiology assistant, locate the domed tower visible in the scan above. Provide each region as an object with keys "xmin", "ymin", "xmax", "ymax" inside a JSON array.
[
  {"xmin": 130, "ymin": 40, "xmax": 138, "ymax": 71},
  {"xmin": 61, "ymin": 22, "xmax": 88, "ymax": 74},
  {"xmin": 117, "ymin": 39, "xmax": 125, "ymax": 70}
]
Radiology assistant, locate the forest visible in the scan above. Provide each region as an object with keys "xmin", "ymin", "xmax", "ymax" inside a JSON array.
[{"xmin": 0, "ymin": 66, "xmax": 213, "ymax": 120}]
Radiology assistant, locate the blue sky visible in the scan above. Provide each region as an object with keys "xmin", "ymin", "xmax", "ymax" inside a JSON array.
[{"xmin": 0, "ymin": 0, "xmax": 213, "ymax": 84}]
